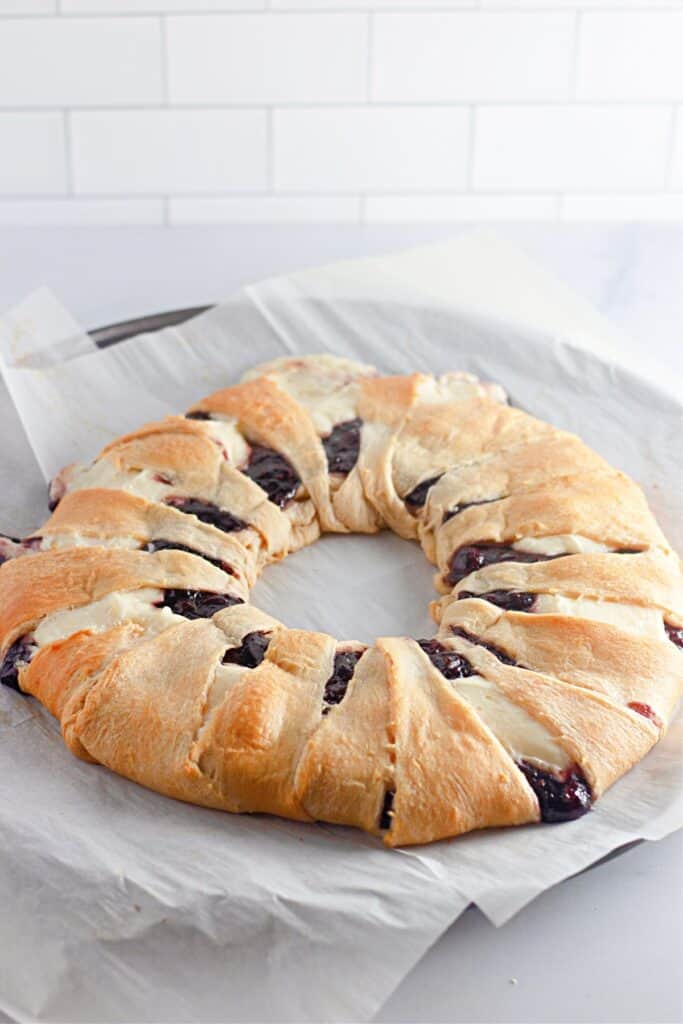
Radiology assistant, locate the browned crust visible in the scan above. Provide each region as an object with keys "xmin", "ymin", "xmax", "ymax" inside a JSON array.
[
  {"xmin": 436, "ymin": 597, "xmax": 683, "ymax": 726},
  {"xmin": 2, "ymin": 359, "xmax": 681, "ymax": 847},
  {"xmin": 40, "ymin": 488, "xmax": 257, "ymax": 590},
  {"xmin": 435, "ymin": 473, "xmax": 669, "ymax": 588},
  {"xmin": 0, "ymin": 547, "xmax": 233, "ymax": 653},
  {"xmin": 449, "ymin": 550, "xmax": 683, "ymax": 616},
  {"xmin": 379, "ymin": 637, "xmax": 540, "ymax": 845}
]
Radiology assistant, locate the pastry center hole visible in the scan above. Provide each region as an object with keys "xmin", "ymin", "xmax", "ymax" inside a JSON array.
[{"xmin": 249, "ymin": 532, "xmax": 435, "ymax": 645}]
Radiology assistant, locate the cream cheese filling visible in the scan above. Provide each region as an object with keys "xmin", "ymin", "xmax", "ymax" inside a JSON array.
[
  {"xmin": 41, "ymin": 532, "xmax": 141, "ymax": 551},
  {"xmin": 451, "ymin": 674, "xmax": 569, "ymax": 772},
  {"xmin": 202, "ymin": 418, "xmax": 250, "ymax": 465},
  {"xmin": 243, "ymin": 356, "xmax": 374, "ymax": 435},
  {"xmin": 533, "ymin": 594, "xmax": 667, "ymax": 640},
  {"xmin": 513, "ymin": 534, "xmax": 611, "ymax": 556},
  {"xmin": 33, "ymin": 588, "xmax": 181, "ymax": 647},
  {"xmin": 66, "ymin": 461, "xmax": 173, "ymax": 503}
]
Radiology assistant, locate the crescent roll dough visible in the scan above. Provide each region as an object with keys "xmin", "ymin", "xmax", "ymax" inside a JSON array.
[{"xmin": 1, "ymin": 354, "xmax": 680, "ymax": 847}]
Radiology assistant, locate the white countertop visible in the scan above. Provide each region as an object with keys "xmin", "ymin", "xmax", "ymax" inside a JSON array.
[{"xmin": 0, "ymin": 223, "xmax": 681, "ymax": 1024}]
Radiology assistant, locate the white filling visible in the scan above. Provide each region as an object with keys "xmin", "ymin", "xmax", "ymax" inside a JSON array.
[
  {"xmin": 534, "ymin": 594, "xmax": 666, "ymax": 640},
  {"xmin": 202, "ymin": 418, "xmax": 250, "ymax": 465},
  {"xmin": 41, "ymin": 532, "xmax": 140, "ymax": 551},
  {"xmin": 513, "ymin": 534, "xmax": 611, "ymax": 556},
  {"xmin": 453, "ymin": 674, "xmax": 569, "ymax": 772},
  {"xmin": 66, "ymin": 461, "xmax": 173, "ymax": 503},
  {"xmin": 242, "ymin": 356, "xmax": 375, "ymax": 435},
  {"xmin": 33, "ymin": 588, "xmax": 180, "ymax": 647},
  {"xmin": 417, "ymin": 373, "xmax": 507, "ymax": 407},
  {"xmin": 274, "ymin": 374, "xmax": 360, "ymax": 435}
]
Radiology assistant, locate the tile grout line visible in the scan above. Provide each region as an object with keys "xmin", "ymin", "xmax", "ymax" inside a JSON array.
[
  {"xmin": 159, "ymin": 14, "xmax": 170, "ymax": 106},
  {"xmin": 569, "ymin": 10, "xmax": 581, "ymax": 99},
  {"xmin": 4, "ymin": 101, "xmax": 683, "ymax": 112},
  {"xmin": 266, "ymin": 107, "xmax": 274, "ymax": 192},
  {"xmin": 664, "ymin": 103, "xmax": 679, "ymax": 190},
  {"xmin": 466, "ymin": 105, "xmax": 477, "ymax": 191},
  {"xmin": 63, "ymin": 108, "xmax": 74, "ymax": 196},
  {"xmin": 366, "ymin": 11, "xmax": 374, "ymax": 104}
]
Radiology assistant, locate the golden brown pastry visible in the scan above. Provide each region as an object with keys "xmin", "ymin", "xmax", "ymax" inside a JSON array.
[{"xmin": 1, "ymin": 354, "xmax": 680, "ymax": 847}]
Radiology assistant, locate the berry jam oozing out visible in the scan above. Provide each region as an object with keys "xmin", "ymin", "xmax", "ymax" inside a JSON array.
[
  {"xmin": 443, "ymin": 497, "xmax": 499, "ymax": 524},
  {"xmin": 185, "ymin": 410, "xmax": 212, "ymax": 421},
  {"xmin": 323, "ymin": 649, "xmax": 364, "ymax": 712},
  {"xmin": 417, "ymin": 638, "xmax": 475, "ymax": 680},
  {"xmin": 517, "ymin": 760, "xmax": 592, "ymax": 823},
  {"xmin": 159, "ymin": 589, "xmax": 243, "ymax": 619},
  {"xmin": 242, "ymin": 444, "xmax": 301, "ymax": 508},
  {"xmin": 449, "ymin": 625, "xmax": 518, "ymax": 666},
  {"xmin": 165, "ymin": 497, "xmax": 247, "ymax": 534},
  {"xmin": 628, "ymin": 702, "xmax": 663, "ymax": 729},
  {"xmin": 458, "ymin": 589, "xmax": 537, "ymax": 612},
  {"xmin": 144, "ymin": 539, "xmax": 232, "ymax": 574},
  {"xmin": 222, "ymin": 630, "xmax": 271, "ymax": 669},
  {"xmin": 322, "ymin": 418, "xmax": 362, "ymax": 476},
  {"xmin": 446, "ymin": 543, "xmax": 557, "ymax": 586},
  {"xmin": 404, "ymin": 474, "xmax": 443, "ymax": 513},
  {"xmin": 665, "ymin": 622, "xmax": 683, "ymax": 649},
  {"xmin": 379, "ymin": 789, "xmax": 395, "ymax": 831},
  {"xmin": 47, "ymin": 476, "xmax": 67, "ymax": 512},
  {"xmin": 0, "ymin": 535, "xmax": 42, "ymax": 565},
  {"xmin": 0, "ymin": 638, "xmax": 35, "ymax": 693}
]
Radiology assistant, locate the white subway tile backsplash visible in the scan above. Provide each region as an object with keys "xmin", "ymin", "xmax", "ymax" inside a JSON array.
[
  {"xmin": 0, "ymin": 1, "xmax": 55, "ymax": 12},
  {"xmin": 561, "ymin": 194, "xmax": 683, "ymax": 221},
  {"xmin": 274, "ymin": 107, "xmax": 470, "ymax": 193},
  {"xmin": 0, "ymin": 18, "xmax": 163, "ymax": 107},
  {"xmin": 0, "ymin": 198, "xmax": 164, "ymax": 225},
  {"xmin": 474, "ymin": 106, "xmax": 673, "ymax": 192},
  {"xmin": 366, "ymin": 194, "xmax": 558, "ymax": 223},
  {"xmin": 0, "ymin": 113, "xmax": 66, "ymax": 194},
  {"xmin": 62, "ymin": 1, "xmax": 263, "ymax": 10},
  {"xmin": 167, "ymin": 14, "xmax": 367, "ymax": 105},
  {"xmin": 372, "ymin": 13, "xmax": 573, "ymax": 103},
  {"xmin": 272, "ymin": 2, "xmax": 475, "ymax": 8},
  {"xmin": 71, "ymin": 110, "xmax": 267, "ymax": 194},
  {"xmin": 0, "ymin": 3, "xmax": 681, "ymax": 225},
  {"xmin": 669, "ymin": 108, "xmax": 683, "ymax": 187},
  {"xmin": 482, "ymin": 1, "xmax": 683, "ymax": 7},
  {"xmin": 169, "ymin": 196, "xmax": 360, "ymax": 223},
  {"xmin": 578, "ymin": 12, "xmax": 683, "ymax": 100}
]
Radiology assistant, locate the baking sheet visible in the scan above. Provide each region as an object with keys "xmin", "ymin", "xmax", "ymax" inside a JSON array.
[{"xmin": 0, "ymin": 232, "xmax": 681, "ymax": 1024}]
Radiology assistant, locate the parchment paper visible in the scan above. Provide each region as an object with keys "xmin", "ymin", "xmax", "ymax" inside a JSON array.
[{"xmin": 0, "ymin": 232, "xmax": 681, "ymax": 1024}]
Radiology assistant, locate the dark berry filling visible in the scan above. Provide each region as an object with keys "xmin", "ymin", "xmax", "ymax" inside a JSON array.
[
  {"xmin": 379, "ymin": 789, "xmax": 395, "ymax": 831},
  {"xmin": 0, "ymin": 638, "xmax": 35, "ymax": 693},
  {"xmin": 517, "ymin": 760, "xmax": 592, "ymax": 823},
  {"xmin": 446, "ymin": 542, "xmax": 557, "ymax": 586},
  {"xmin": 47, "ymin": 476, "xmax": 66, "ymax": 512},
  {"xmin": 0, "ymin": 535, "xmax": 42, "ymax": 565},
  {"xmin": 443, "ymin": 497, "xmax": 499, "ymax": 524},
  {"xmin": 242, "ymin": 444, "xmax": 301, "ymax": 508},
  {"xmin": 628, "ymin": 701, "xmax": 663, "ymax": 728},
  {"xmin": 159, "ymin": 589, "xmax": 242, "ymax": 619},
  {"xmin": 185, "ymin": 410, "xmax": 212, "ymax": 421},
  {"xmin": 222, "ymin": 630, "xmax": 271, "ymax": 668},
  {"xmin": 165, "ymin": 496, "xmax": 247, "ymax": 534},
  {"xmin": 322, "ymin": 418, "xmax": 362, "ymax": 475},
  {"xmin": 449, "ymin": 625, "xmax": 518, "ymax": 666},
  {"xmin": 323, "ymin": 649, "xmax": 364, "ymax": 712},
  {"xmin": 404, "ymin": 474, "xmax": 443, "ymax": 512},
  {"xmin": 459, "ymin": 589, "xmax": 537, "ymax": 612},
  {"xmin": 144, "ymin": 539, "xmax": 232, "ymax": 574},
  {"xmin": 417, "ymin": 638, "xmax": 475, "ymax": 680},
  {"xmin": 665, "ymin": 622, "xmax": 683, "ymax": 649}
]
